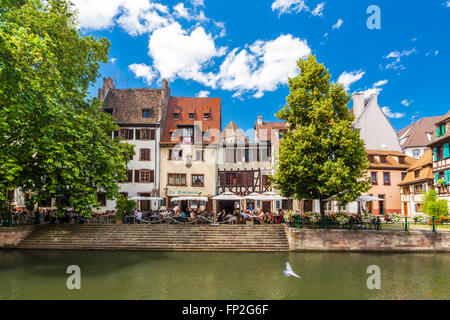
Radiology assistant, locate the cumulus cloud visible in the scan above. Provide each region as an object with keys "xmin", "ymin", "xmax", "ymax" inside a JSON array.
[
  {"xmin": 197, "ymin": 90, "xmax": 210, "ymax": 97},
  {"xmin": 382, "ymin": 107, "xmax": 405, "ymax": 119},
  {"xmin": 271, "ymin": 0, "xmax": 309, "ymax": 15},
  {"xmin": 128, "ymin": 63, "xmax": 157, "ymax": 85},
  {"xmin": 109, "ymin": 58, "xmax": 117, "ymax": 64},
  {"xmin": 148, "ymin": 22, "xmax": 226, "ymax": 86},
  {"xmin": 401, "ymin": 99, "xmax": 412, "ymax": 106},
  {"xmin": 216, "ymin": 34, "xmax": 311, "ymax": 98},
  {"xmin": 312, "ymin": 2, "xmax": 325, "ymax": 16},
  {"xmin": 361, "ymin": 80, "xmax": 388, "ymax": 99},
  {"xmin": 338, "ymin": 70, "xmax": 365, "ymax": 91},
  {"xmin": 332, "ymin": 19, "xmax": 343, "ymax": 29}
]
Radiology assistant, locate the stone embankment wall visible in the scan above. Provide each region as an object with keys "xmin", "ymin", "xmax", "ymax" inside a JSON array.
[
  {"xmin": 0, "ymin": 227, "xmax": 33, "ymax": 248},
  {"xmin": 286, "ymin": 227, "xmax": 450, "ymax": 252}
]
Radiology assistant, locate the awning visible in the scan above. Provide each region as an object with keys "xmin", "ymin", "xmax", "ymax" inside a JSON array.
[
  {"xmin": 212, "ymin": 192, "xmax": 243, "ymax": 201},
  {"xmin": 357, "ymin": 195, "xmax": 385, "ymax": 202},
  {"xmin": 244, "ymin": 193, "xmax": 265, "ymax": 200},
  {"xmin": 129, "ymin": 197, "xmax": 163, "ymax": 201},
  {"xmin": 261, "ymin": 192, "xmax": 285, "ymax": 200},
  {"xmin": 171, "ymin": 196, "xmax": 208, "ymax": 202}
]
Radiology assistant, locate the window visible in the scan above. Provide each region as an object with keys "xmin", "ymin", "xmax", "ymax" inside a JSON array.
[
  {"xmin": 169, "ymin": 149, "xmax": 183, "ymax": 161},
  {"xmin": 414, "ymin": 185, "xmax": 422, "ymax": 194},
  {"xmin": 168, "ymin": 174, "xmax": 187, "ymax": 186},
  {"xmin": 383, "ymin": 172, "xmax": 391, "ymax": 185},
  {"xmin": 368, "ymin": 155, "xmax": 375, "ymax": 163},
  {"xmin": 380, "ymin": 156, "xmax": 388, "ymax": 164},
  {"xmin": 422, "ymin": 183, "xmax": 427, "ymax": 192},
  {"xmin": 413, "ymin": 149, "xmax": 421, "ymax": 158},
  {"xmin": 402, "ymin": 187, "xmax": 410, "ymax": 195},
  {"xmin": 192, "ymin": 174, "xmax": 204, "ymax": 187},
  {"xmin": 204, "ymin": 113, "xmax": 210, "ymax": 120},
  {"xmin": 226, "ymin": 173, "xmax": 235, "ymax": 185},
  {"xmin": 142, "ymin": 109, "xmax": 153, "ymax": 118},
  {"xmin": 103, "ymin": 108, "xmax": 114, "ymax": 115},
  {"xmin": 415, "ymin": 170, "xmax": 420, "ymax": 179},
  {"xmin": 173, "ymin": 113, "xmax": 180, "ymax": 119},
  {"xmin": 189, "ymin": 113, "xmax": 195, "ymax": 119},
  {"xmin": 140, "ymin": 170, "xmax": 154, "ymax": 183},
  {"xmin": 138, "ymin": 129, "xmax": 155, "ymax": 140},
  {"xmin": 180, "ymin": 126, "xmax": 194, "ymax": 144},
  {"xmin": 371, "ymin": 172, "xmax": 378, "ymax": 185},
  {"xmin": 97, "ymin": 193, "xmax": 107, "ymax": 207},
  {"xmin": 195, "ymin": 149, "xmax": 205, "ymax": 162},
  {"xmin": 122, "ymin": 170, "xmax": 133, "ymax": 183},
  {"xmin": 140, "ymin": 149, "xmax": 151, "ymax": 161},
  {"xmin": 203, "ymin": 131, "xmax": 211, "ymax": 141},
  {"xmin": 119, "ymin": 129, "xmax": 134, "ymax": 140},
  {"xmin": 324, "ymin": 201, "xmax": 332, "ymax": 211},
  {"xmin": 225, "ymin": 148, "xmax": 235, "ymax": 163},
  {"xmin": 398, "ymin": 156, "xmax": 406, "ymax": 164}
]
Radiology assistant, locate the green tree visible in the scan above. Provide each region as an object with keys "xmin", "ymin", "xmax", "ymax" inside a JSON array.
[
  {"xmin": 0, "ymin": 0, "xmax": 134, "ymax": 217},
  {"xmin": 422, "ymin": 189, "xmax": 448, "ymax": 219},
  {"xmin": 115, "ymin": 195, "xmax": 137, "ymax": 220},
  {"xmin": 272, "ymin": 55, "xmax": 371, "ymax": 215}
]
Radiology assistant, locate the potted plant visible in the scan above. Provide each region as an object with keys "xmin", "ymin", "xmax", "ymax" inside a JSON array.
[{"xmin": 115, "ymin": 195, "xmax": 137, "ymax": 224}]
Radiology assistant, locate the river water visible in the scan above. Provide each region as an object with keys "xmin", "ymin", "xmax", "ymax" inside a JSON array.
[{"xmin": 0, "ymin": 250, "xmax": 448, "ymax": 300}]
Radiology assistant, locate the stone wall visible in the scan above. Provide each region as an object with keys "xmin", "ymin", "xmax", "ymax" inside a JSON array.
[
  {"xmin": 0, "ymin": 227, "xmax": 33, "ymax": 248},
  {"xmin": 286, "ymin": 227, "xmax": 450, "ymax": 252}
]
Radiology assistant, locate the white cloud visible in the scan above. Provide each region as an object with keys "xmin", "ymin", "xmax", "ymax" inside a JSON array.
[
  {"xmin": 148, "ymin": 22, "xmax": 226, "ymax": 86},
  {"xmin": 361, "ymin": 80, "xmax": 388, "ymax": 99},
  {"xmin": 312, "ymin": 2, "xmax": 325, "ymax": 16},
  {"xmin": 69, "ymin": 0, "xmax": 124, "ymax": 30},
  {"xmin": 443, "ymin": 1, "xmax": 450, "ymax": 7},
  {"xmin": 401, "ymin": 99, "xmax": 414, "ymax": 107},
  {"xmin": 110, "ymin": 58, "xmax": 117, "ymax": 64},
  {"xmin": 384, "ymin": 48, "xmax": 417, "ymax": 70},
  {"xmin": 332, "ymin": 19, "xmax": 343, "ymax": 29},
  {"xmin": 128, "ymin": 63, "xmax": 157, "ymax": 85},
  {"xmin": 191, "ymin": 0, "xmax": 205, "ymax": 7},
  {"xmin": 382, "ymin": 106, "xmax": 405, "ymax": 119},
  {"xmin": 272, "ymin": 0, "xmax": 308, "ymax": 15},
  {"xmin": 216, "ymin": 34, "xmax": 311, "ymax": 98},
  {"xmin": 337, "ymin": 70, "xmax": 365, "ymax": 91},
  {"xmin": 197, "ymin": 90, "xmax": 210, "ymax": 97},
  {"xmin": 174, "ymin": 3, "xmax": 189, "ymax": 18},
  {"xmin": 173, "ymin": 2, "xmax": 208, "ymax": 22}
]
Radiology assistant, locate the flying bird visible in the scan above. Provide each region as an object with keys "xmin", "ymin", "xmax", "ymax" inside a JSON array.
[{"xmin": 283, "ymin": 262, "xmax": 301, "ymax": 278}]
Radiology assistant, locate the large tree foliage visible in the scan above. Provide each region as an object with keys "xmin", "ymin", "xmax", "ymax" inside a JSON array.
[
  {"xmin": 422, "ymin": 190, "xmax": 448, "ymax": 219},
  {"xmin": 0, "ymin": 0, "xmax": 134, "ymax": 216},
  {"xmin": 273, "ymin": 55, "xmax": 371, "ymax": 212}
]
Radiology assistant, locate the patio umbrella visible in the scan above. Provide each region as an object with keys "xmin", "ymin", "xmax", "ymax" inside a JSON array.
[
  {"xmin": 261, "ymin": 191, "xmax": 284, "ymax": 200},
  {"xmin": 244, "ymin": 193, "xmax": 264, "ymax": 200},
  {"xmin": 357, "ymin": 195, "xmax": 385, "ymax": 202},
  {"xmin": 212, "ymin": 192, "xmax": 243, "ymax": 201},
  {"xmin": 171, "ymin": 196, "xmax": 209, "ymax": 202}
]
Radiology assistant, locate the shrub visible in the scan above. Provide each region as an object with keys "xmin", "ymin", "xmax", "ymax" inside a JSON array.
[
  {"xmin": 115, "ymin": 195, "xmax": 136, "ymax": 219},
  {"xmin": 385, "ymin": 213, "xmax": 401, "ymax": 223},
  {"xmin": 336, "ymin": 212, "xmax": 350, "ymax": 225},
  {"xmin": 414, "ymin": 214, "xmax": 428, "ymax": 225},
  {"xmin": 305, "ymin": 212, "xmax": 320, "ymax": 223},
  {"xmin": 360, "ymin": 211, "xmax": 374, "ymax": 223}
]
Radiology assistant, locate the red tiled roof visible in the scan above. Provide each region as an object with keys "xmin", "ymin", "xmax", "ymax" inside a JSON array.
[
  {"xmin": 255, "ymin": 121, "xmax": 288, "ymax": 142},
  {"xmin": 160, "ymin": 96, "xmax": 221, "ymax": 144}
]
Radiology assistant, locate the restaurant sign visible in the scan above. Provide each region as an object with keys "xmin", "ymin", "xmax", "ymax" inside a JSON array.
[{"xmin": 168, "ymin": 190, "xmax": 201, "ymax": 196}]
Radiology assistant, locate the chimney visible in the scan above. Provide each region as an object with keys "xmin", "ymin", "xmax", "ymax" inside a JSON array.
[
  {"xmin": 257, "ymin": 115, "xmax": 263, "ymax": 125},
  {"xmin": 98, "ymin": 77, "xmax": 115, "ymax": 101},
  {"xmin": 352, "ymin": 92, "xmax": 365, "ymax": 119},
  {"xmin": 370, "ymin": 93, "xmax": 378, "ymax": 106}
]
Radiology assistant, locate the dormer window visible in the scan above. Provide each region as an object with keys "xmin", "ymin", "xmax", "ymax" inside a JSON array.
[
  {"xmin": 368, "ymin": 155, "xmax": 375, "ymax": 163},
  {"xmin": 173, "ymin": 113, "xmax": 179, "ymax": 119},
  {"xmin": 204, "ymin": 113, "xmax": 210, "ymax": 120},
  {"xmin": 398, "ymin": 156, "xmax": 406, "ymax": 164},
  {"xmin": 142, "ymin": 109, "xmax": 153, "ymax": 119},
  {"xmin": 380, "ymin": 156, "xmax": 388, "ymax": 164},
  {"xmin": 189, "ymin": 113, "xmax": 195, "ymax": 119},
  {"xmin": 415, "ymin": 170, "xmax": 420, "ymax": 178}
]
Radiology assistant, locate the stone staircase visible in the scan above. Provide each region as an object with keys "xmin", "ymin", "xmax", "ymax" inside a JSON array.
[{"xmin": 15, "ymin": 224, "xmax": 290, "ymax": 252}]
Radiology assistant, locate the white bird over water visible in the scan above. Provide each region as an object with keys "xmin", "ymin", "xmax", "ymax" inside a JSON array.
[{"xmin": 283, "ymin": 262, "xmax": 301, "ymax": 278}]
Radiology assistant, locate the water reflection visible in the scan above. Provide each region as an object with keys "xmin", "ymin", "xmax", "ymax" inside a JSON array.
[{"xmin": 0, "ymin": 250, "xmax": 448, "ymax": 300}]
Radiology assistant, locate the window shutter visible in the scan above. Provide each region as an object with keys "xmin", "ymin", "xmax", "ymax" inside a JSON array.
[
  {"xmin": 444, "ymin": 143, "xmax": 450, "ymax": 159},
  {"xmin": 129, "ymin": 129, "xmax": 134, "ymax": 140},
  {"xmin": 446, "ymin": 170, "xmax": 450, "ymax": 186},
  {"xmin": 135, "ymin": 170, "xmax": 140, "ymax": 183},
  {"xmin": 151, "ymin": 129, "xmax": 155, "ymax": 140},
  {"xmin": 135, "ymin": 129, "xmax": 141, "ymax": 140},
  {"xmin": 150, "ymin": 170, "xmax": 155, "ymax": 183},
  {"xmin": 435, "ymin": 173, "xmax": 439, "ymax": 184},
  {"xmin": 433, "ymin": 148, "xmax": 438, "ymax": 161},
  {"xmin": 437, "ymin": 127, "xmax": 441, "ymax": 138}
]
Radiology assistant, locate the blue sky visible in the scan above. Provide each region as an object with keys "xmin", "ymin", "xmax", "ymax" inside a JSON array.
[{"xmin": 74, "ymin": 0, "xmax": 450, "ymax": 133}]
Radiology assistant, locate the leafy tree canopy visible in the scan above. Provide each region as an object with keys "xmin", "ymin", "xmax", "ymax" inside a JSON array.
[
  {"xmin": 422, "ymin": 189, "xmax": 448, "ymax": 219},
  {"xmin": 0, "ymin": 0, "xmax": 134, "ymax": 216},
  {"xmin": 273, "ymin": 55, "xmax": 371, "ymax": 209}
]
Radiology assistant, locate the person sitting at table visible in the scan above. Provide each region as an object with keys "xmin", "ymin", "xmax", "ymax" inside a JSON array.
[{"xmin": 217, "ymin": 209, "xmax": 226, "ymax": 222}]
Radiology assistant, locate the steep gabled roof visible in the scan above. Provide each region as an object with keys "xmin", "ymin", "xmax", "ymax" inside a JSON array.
[{"xmin": 398, "ymin": 116, "xmax": 443, "ymax": 148}]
